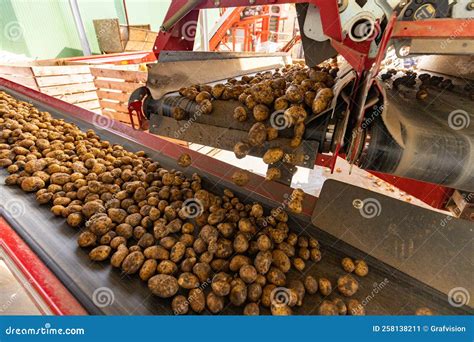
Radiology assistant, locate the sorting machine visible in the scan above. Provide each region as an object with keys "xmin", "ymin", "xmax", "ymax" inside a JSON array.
[{"xmin": 0, "ymin": 0, "xmax": 473, "ymax": 315}]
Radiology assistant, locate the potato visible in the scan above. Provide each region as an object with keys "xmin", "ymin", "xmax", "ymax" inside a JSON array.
[
  {"xmin": 230, "ymin": 282, "xmax": 247, "ymax": 306},
  {"xmin": 332, "ymin": 298, "xmax": 347, "ymax": 315},
  {"xmin": 266, "ymin": 127, "xmax": 278, "ymax": 141},
  {"xmin": 274, "ymin": 96, "xmax": 289, "ymax": 111},
  {"xmin": 318, "ymin": 300, "xmax": 339, "ymax": 315},
  {"xmin": 231, "ymin": 169, "xmax": 249, "ymax": 186},
  {"xmin": 195, "ymin": 91, "xmax": 211, "ymax": 103},
  {"xmin": 266, "ymin": 267, "xmax": 286, "ymax": 286},
  {"xmin": 77, "ymin": 230, "xmax": 97, "ymax": 248},
  {"xmin": 318, "ymin": 277, "xmax": 332, "ymax": 296},
  {"xmin": 207, "ymin": 291, "xmax": 225, "ymax": 314},
  {"xmin": 20, "ymin": 177, "xmax": 45, "ymax": 192},
  {"xmin": 248, "ymin": 122, "xmax": 267, "ymax": 146},
  {"xmin": 287, "ymin": 279, "xmax": 305, "ymax": 306},
  {"xmin": 272, "ymin": 249, "xmax": 291, "ymax": 272},
  {"xmin": 211, "ymin": 278, "xmax": 231, "ymax": 296},
  {"xmin": 337, "ymin": 274, "xmax": 359, "ymax": 297},
  {"xmin": 415, "ymin": 307, "xmax": 433, "ymax": 315},
  {"xmin": 254, "ymin": 250, "xmax": 272, "ymax": 275},
  {"xmin": 121, "ymin": 251, "xmax": 145, "ymax": 274},
  {"xmin": 50, "ymin": 172, "xmax": 70, "ymax": 185},
  {"xmin": 177, "ymin": 153, "xmax": 192, "ymax": 167},
  {"xmin": 310, "ymin": 248, "xmax": 322, "ymax": 262},
  {"xmin": 67, "ymin": 212, "xmax": 83, "ymax": 227},
  {"xmin": 188, "ymin": 288, "xmax": 206, "ymax": 313},
  {"xmin": 262, "ymin": 147, "xmax": 284, "ymax": 165},
  {"xmin": 341, "ymin": 257, "xmax": 355, "ymax": 273},
  {"xmin": 243, "ymin": 302, "xmax": 260, "ymax": 315},
  {"xmin": 139, "ymin": 259, "xmax": 157, "ymax": 281},
  {"xmin": 192, "ymin": 262, "xmax": 211, "ymax": 283},
  {"xmin": 87, "ymin": 214, "xmax": 112, "ymax": 236},
  {"xmin": 172, "ymin": 106, "xmax": 186, "ymax": 120},
  {"xmin": 229, "ymin": 255, "xmax": 251, "ymax": 272},
  {"xmin": 347, "ymin": 299, "xmax": 365, "ymax": 315},
  {"xmin": 178, "ymin": 272, "xmax": 200, "ymax": 289},
  {"xmin": 312, "ymin": 88, "xmax": 333, "ymax": 114},
  {"xmin": 239, "ymin": 264, "xmax": 258, "ymax": 283},
  {"xmin": 304, "ymin": 275, "xmax": 318, "ymax": 294},
  {"xmin": 233, "ymin": 106, "xmax": 248, "ymax": 122},
  {"xmin": 271, "ymin": 304, "xmax": 292, "ymax": 316},
  {"xmin": 285, "ymin": 85, "xmax": 304, "ymax": 103},
  {"xmin": 211, "ymin": 84, "xmax": 225, "ymax": 99},
  {"xmin": 291, "ymin": 122, "xmax": 305, "ymax": 148},
  {"xmin": 354, "ymin": 260, "xmax": 369, "ymax": 277},
  {"xmin": 253, "ymin": 104, "xmax": 270, "ymax": 122},
  {"xmin": 199, "ymin": 99, "xmax": 213, "ymax": 114},
  {"xmin": 89, "ymin": 245, "xmax": 111, "ymax": 261},
  {"xmin": 288, "ymin": 188, "xmax": 304, "ymax": 214},
  {"xmin": 284, "ymin": 105, "xmax": 307, "ymax": 125},
  {"xmin": 157, "ymin": 260, "xmax": 178, "ymax": 275},
  {"xmin": 172, "ymin": 295, "xmax": 189, "ymax": 315},
  {"xmin": 170, "ymin": 241, "xmax": 186, "ymax": 263},
  {"xmin": 148, "ymin": 274, "xmax": 179, "ymax": 298},
  {"xmin": 265, "ymin": 167, "xmax": 281, "ymax": 181},
  {"xmin": 292, "ymin": 257, "xmax": 305, "ymax": 271}
]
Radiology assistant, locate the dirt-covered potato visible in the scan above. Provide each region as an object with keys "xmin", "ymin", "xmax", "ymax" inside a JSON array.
[
  {"xmin": 231, "ymin": 169, "xmax": 249, "ymax": 186},
  {"xmin": 157, "ymin": 260, "xmax": 178, "ymax": 275},
  {"xmin": 199, "ymin": 99, "xmax": 213, "ymax": 114},
  {"xmin": 188, "ymin": 288, "xmax": 206, "ymax": 313},
  {"xmin": 195, "ymin": 91, "xmax": 211, "ymax": 104},
  {"xmin": 265, "ymin": 167, "xmax": 281, "ymax": 181},
  {"xmin": 332, "ymin": 298, "xmax": 347, "ymax": 315},
  {"xmin": 312, "ymin": 88, "xmax": 333, "ymax": 114},
  {"xmin": 266, "ymin": 127, "xmax": 278, "ymax": 141},
  {"xmin": 304, "ymin": 275, "xmax": 318, "ymax": 294},
  {"xmin": 207, "ymin": 291, "xmax": 225, "ymax": 314},
  {"xmin": 172, "ymin": 295, "xmax": 189, "ymax": 315},
  {"xmin": 262, "ymin": 147, "xmax": 284, "ymax": 165},
  {"xmin": 288, "ymin": 188, "xmax": 304, "ymax": 214},
  {"xmin": 20, "ymin": 176, "xmax": 45, "ymax": 192},
  {"xmin": 78, "ymin": 230, "xmax": 97, "ymax": 248},
  {"xmin": 233, "ymin": 106, "xmax": 248, "ymax": 122},
  {"xmin": 172, "ymin": 106, "xmax": 187, "ymax": 120},
  {"xmin": 291, "ymin": 122, "xmax": 305, "ymax": 148},
  {"xmin": 121, "ymin": 251, "xmax": 145, "ymax": 274},
  {"xmin": 248, "ymin": 122, "xmax": 267, "ymax": 147},
  {"xmin": 177, "ymin": 153, "xmax": 192, "ymax": 167},
  {"xmin": 318, "ymin": 300, "xmax": 339, "ymax": 315},
  {"xmin": 415, "ymin": 307, "xmax": 433, "ymax": 315},
  {"xmin": 272, "ymin": 250, "xmax": 291, "ymax": 273},
  {"xmin": 354, "ymin": 260, "xmax": 369, "ymax": 277},
  {"xmin": 89, "ymin": 245, "xmax": 111, "ymax": 261},
  {"xmin": 139, "ymin": 259, "xmax": 157, "ymax": 281},
  {"xmin": 318, "ymin": 277, "xmax": 332, "ymax": 296},
  {"xmin": 178, "ymin": 272, "xmax": 200, "ymax": 289},
  {"xmin": 230, "ymin": 282, "xmax": 247, "ymax": 306},
  {"xmin": 253, "ymin": 104, "xmax": 270, "ymax": 122},
  {"xmin": 148, "ymin": 274, "xmax": 179, "ymax": 298},
  {"xmin": 211, "ymin": 84, "xmax": 225, "ymax": 98},
  {"xmin": 239, "ymin": 264, "xmax": 258, "ymax": 283},
  {"xmin": 233, "ymin": 142, "xmax": 250, "ymax": 159},
  {"xmin": 337, "ymin": 274, "xmax": 359, "ymax": 297},
  {"xmin": 243, "ymin": 302, "xmax": 260, "ymax": 315},
  {"xmin": 254, "ymin": 251, "xmax": 272, "ymax": 274},
  {"xmin": 347, "ymin": 299, "xmax": 365, "ymax": 315},
  {"xmin": 271, "ymin": 304, "xmax": 292, "ymax": 316},
  {"xmin": 284, "ymin": 105, "xmax": 307, "ymax": 126},
  {"xmin": 266, "ymin": 267, "xmax": 286, "ymax": 286},
  {"xmin": 285, "ymin": 85, "xmax": 304, "ymax": 103},
  {"xmin": 341, "ymin": 257, "xmax": 355, "ymax": 273}
]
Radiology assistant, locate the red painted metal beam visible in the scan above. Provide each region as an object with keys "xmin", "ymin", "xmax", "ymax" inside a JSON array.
[
  {"xmin": 391, "ymin": 18, "xmax": 474, "ymax": 38},
  {"xmin": 0, "ymin": 217, "xmax": 87, "ymax": 315}
]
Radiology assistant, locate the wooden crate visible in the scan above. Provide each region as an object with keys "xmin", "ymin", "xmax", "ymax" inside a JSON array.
[
  {"xmin": 0, "ymin": 63, "xmax": 101, "ymax": 113},
  {"xmin": 91, "ymin": 65, "xmax": 147, "ymax": 125}
]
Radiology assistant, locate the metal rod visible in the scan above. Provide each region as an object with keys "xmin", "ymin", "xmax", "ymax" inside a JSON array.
[
  {"xmin": 123, "ymin": 0, "xmax": 130, "ymax": 27},
  {"xmin": 68, "ymin": 0, "xmax": 92, "ymax": 56},
  {"xmin": 160, "ymin": 0, "xmax": 203, "ymax": 32}
]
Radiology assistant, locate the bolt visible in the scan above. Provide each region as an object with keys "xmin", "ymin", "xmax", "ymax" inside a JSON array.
[
  {"xmin": 467, "ymin": 1, "xmax": 474, "ymax": 10},
  {"xmin": 214, "ymin": 0, "xmax": 220, "ymax": 6},
  {"xmin": 249, "ymin": 0, "xmax": 255, "ymax": 4}
]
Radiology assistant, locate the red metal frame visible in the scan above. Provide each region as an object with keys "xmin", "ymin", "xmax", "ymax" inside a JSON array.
[
  {"xmin": 0, "ymin": 217, "xmax": 86, "ymax": 315},
  {"xmin": 391, "ymin": 18, "xmax": 474, "ymax": 38}
]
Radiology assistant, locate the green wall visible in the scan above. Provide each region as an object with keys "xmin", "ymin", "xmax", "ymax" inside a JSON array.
[{"xmin": 0, "ymin": 0, "xmax": 172, "ymax": 60}]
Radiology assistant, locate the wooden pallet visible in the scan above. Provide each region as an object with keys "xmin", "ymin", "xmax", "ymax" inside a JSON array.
[
  {"xmin": 91, "ymin": 65, "xmax": 146, "ymax": 125},
  {"xmin": 0, "ymin": 63, "xmax": 101, "ymax": 113}
]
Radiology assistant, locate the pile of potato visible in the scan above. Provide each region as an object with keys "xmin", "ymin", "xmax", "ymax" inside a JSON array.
[
  {"xmin": 175, "ymin": 61, "xmax": 338, "ymax": 181},
  {"xmin": 0, "ymin": 90, "xmax": 368, "ymax": 316}
]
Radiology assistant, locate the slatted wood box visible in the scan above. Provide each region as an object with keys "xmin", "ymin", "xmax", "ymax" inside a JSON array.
[
  {"xmin": 0, "ymin": 62, "xmax": 101, "ymax": 113},
  {"xmin": 91, "ymin": 64, "xmax": 147, "ymax": 124}
]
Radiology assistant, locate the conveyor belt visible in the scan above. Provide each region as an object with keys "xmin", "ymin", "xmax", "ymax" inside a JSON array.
[{"xmin": 0, "ymin": 83, "xmax": 471, "ymax": 315}]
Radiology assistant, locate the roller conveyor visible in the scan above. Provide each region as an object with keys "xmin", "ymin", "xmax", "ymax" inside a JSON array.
[{"xmin": 0, "ymin": 79, "xmax": 472, "ymax": 315}]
